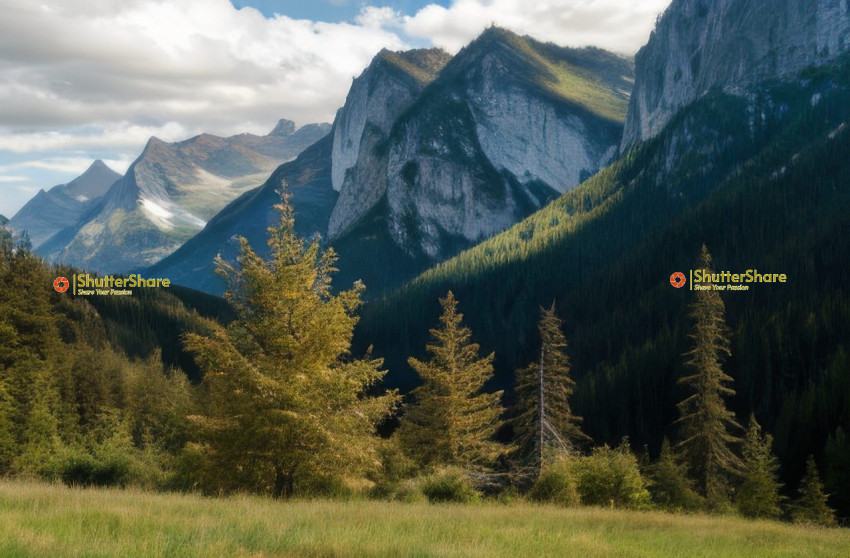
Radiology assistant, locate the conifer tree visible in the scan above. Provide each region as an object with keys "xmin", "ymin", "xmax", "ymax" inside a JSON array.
[
  {"xmin": 398, "ymin": 291, "xmax": 505, "ymax": 470},
  {"xmin": 675, "ymin": 245, "xmax": 742, "ymax": 505},
  {"xmin": 736, "ymin": 415, "xmax": 783, "ymax": 519},
  {"xmin": 647, "ymin": 437, "xmax": 704, "ymax": 511},
  {"xmin": 512, "ymin": 302, "xmax": 588, "ymax": 470},
  {"xmin": 792, "ymin": 455, "xmax": 837, "ymax": 526},
  {"xmin": 184, "ymin": 190, "xmax": 398, "ymax": 497}
]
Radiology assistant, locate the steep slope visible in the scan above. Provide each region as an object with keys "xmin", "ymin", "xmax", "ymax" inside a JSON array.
[
  {"xmin": 356, "ymin": 51, "xmax": 850, "ymax": 517},
  {"xmin": 622, "ymin": 0, "xmax": 850, "ymax": 150},
  {"xmin": 146, "ymin": 134, "xmax": 338, "ymax": 294},
  {"xmin": 329, "ymin": 28, "xmax": 633, "ymax": 291},
  {"xmin": 8, "ymin": 160, "xmax": 120, "ymax": 248},
  {"xmin": 38, "ymin": 121, "xmax": 330, "ymax": 272}
]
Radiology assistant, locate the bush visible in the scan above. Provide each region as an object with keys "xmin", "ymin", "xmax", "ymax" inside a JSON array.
[
  {"xmin": 56, "ymin": 447, "xmax": 130, "ymax": 487},
  {"xmin": 573, "ymin": 443, "xmax": 652, "ymax": 509},
  {"xmin": 529, "ymin": 462, "xmax": 579, "ymax": 506},
  {"xmin": 420, "ymin": 469, "xmax": 479, "ymax": 503}
]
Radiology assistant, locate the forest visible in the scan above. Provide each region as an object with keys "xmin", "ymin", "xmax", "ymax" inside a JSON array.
[{"xmin": 0, "ymin": 183, "xmax": 843, "ymax": 526}]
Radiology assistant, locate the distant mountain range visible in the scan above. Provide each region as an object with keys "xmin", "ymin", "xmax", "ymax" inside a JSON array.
[
  {"xmin": 8, "ymin": 160, "xmax": 121, "ymax": 248},
  {"xmin": 33, "ymin": 120, "xmax": 329, "ymax": 271},
  {"xmin": 151, "ymin": 28, "xmax": 634, "ymax": 295}
]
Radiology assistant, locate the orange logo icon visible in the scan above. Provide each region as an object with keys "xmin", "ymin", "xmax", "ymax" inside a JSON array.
[
  {"xmin": 53, "ymin": 276, "xmax": 70, "ymax": 293},
  {"xmin": 670, "ymin": 272, "xmax": 686, "ymax": 288}
]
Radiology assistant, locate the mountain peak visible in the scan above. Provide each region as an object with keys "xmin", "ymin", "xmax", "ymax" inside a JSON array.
[{"xmin": 268, "ymin": 119, "xmax": 296, "ymax": 137}]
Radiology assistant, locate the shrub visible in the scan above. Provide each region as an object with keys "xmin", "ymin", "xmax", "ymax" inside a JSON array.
[
  {"xmin": 573, "ymin": 443, "xmax": 652, "ymax": 509},
  {"xmin": 529, "ymin": 461, "xmax": 579, "ymax": 506},
  {"xmin": 421, "ymin": 468, "xmax": 479, "ymax": 503}
]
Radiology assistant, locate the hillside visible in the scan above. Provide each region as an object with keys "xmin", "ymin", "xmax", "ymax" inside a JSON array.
[{"xmin": 355, "ymin": 56, "xmax": 850, "ymax": 516}]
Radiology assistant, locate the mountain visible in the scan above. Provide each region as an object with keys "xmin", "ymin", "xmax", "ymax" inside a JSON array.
[
  {"xmin": 38, "ymin": 120, "xmax": 330, "ymax": 272},
  {"xmin": 146, "ymin": 134, "xmax": 338, "ymax": 294},
  {"xmin": 621, "ymin": 0, "xmax": 850, "ymax": 150},
  {"xmin": 8, "ymin": 160, "xmax": 120, "ymax": 248},
  {"xmin": 0, "ymin": 214, "xmax": 7, "ymax": 225},
  {"xmin": 355, "ymin": 1, "xmax": 850, "ymax": 515},
  {"xmin": 331, "ymin": 28, "xmax": 633, "ymax": 264},
  {"xmin": 147, "ymin": 31, "xmax": 634, "ymax": 296}
]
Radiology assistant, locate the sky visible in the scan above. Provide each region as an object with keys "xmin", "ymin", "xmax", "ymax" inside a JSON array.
[{"xmin": 0, "ymin": 0, "xmax": 671, "ymax": 217}]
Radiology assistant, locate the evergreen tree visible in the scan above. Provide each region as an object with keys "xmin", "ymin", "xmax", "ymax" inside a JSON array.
[
  {"xmin": 736, "ymin": 415, "xmax": 783, "ymax": 519},
  {"xmin": 184, "ymin": 191, "xmax": 398, "ymax": 497},
  {"xmin": 512, "ymin": 302, "xmax": 588, "ymax": 470},
  {"xmin": 398, "ymin": 291, "xmax": 506, "ymax": 470},
  {"xmin": 675, "ymin": 245, "xmax": 742, "ymax": 505},
  {"xmin": 647, "ymin": 437, "xmax": 704, "ymax": 511},
  {"xmin": 792, "ymin": 455, "xmax": 837, "ymax": 526}
]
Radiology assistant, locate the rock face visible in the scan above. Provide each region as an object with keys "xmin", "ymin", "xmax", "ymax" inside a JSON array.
[
  {"xmin": 39, "ymin": 121, "xmax": 330, "ymax": 272},
  {"xmin": 328, "ymin": 48, "xmax": 452, "ymax": 237},
  {"xmin": 333, "ymin": 28, "xmax": 632, "ymax": 261},
  {"xmin": 9, "ymin": 160, "xmax": 121, "ymax": 248},
  {"xmin": 622, "ymin": 0, "xmax": 850, "ymax": 150}
]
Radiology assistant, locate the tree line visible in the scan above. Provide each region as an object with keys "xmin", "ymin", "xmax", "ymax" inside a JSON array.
[{"xmin": 4, "ymin": 196, "xmax": 838, "ymax": 526}]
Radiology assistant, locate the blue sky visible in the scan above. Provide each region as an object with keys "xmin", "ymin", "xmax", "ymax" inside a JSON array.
[
  {"xmin": 0, "ymin": 0, "xmax": 671, "ymax": 217},
  {"xmin": 230, "ymin": 1, "xmax": 451, "ymax": 23}
]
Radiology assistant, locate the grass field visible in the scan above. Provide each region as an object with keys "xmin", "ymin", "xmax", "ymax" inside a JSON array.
[{"xmin": 0, "ymin": 481, "xmax": 848, "ymax": 557}]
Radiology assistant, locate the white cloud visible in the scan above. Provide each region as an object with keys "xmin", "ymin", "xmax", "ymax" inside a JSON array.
[{"xmin": 404, "ymin": 0, "xmax": 671, "ymax": 54}]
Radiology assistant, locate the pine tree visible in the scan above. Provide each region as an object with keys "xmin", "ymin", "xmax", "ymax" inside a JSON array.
[
  {"xmin": 736, "ymin": 415, "xmax": 783, "ymax": 519},
  {"xmin": 398, "ymin": 291, "xmax": 505, "ymax": 470},
  {"xmin": 184, "ymin": 190, "xmax": 398, "ymax": 497},
  {"xmin": 675, "ymin": 245, "xmax": 742, "ymax": 505},
  {"xmin": 647, "ymin": 437, "xmax": 704, "ymax": 511},
  {"xmin": 792, "ymin": 455, "xmax": 837, "ymax": 526},
  {"xmin": 512, "ymin": 302, "xmax": 588, "ymax": 471}
]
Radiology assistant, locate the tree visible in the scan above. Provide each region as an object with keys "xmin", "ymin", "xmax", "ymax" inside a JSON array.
[
  {"xmin": 675, "ymin": 245, "xmax": 742, "ymax": 505},
  {"xmin": 512, "ymin": 302, "xmax": 588, "ymax": 470},
  {"xmin": 736, "ymin": 415, "xmax": 783, "ymax": 519},
  {"xmin": 184, "ymin": 190, "xmax": 398, "ymax": 497},
  {"xmin": 647, "ymin": 437, "xmax": 704, "ymax": 511},
  {"xmin": 398, "ymin": 291, "xmax": 505, "ymax": 470},
  {"xmin": 792, "ymin": 455, "xmax": 837, "ymax": 526}
]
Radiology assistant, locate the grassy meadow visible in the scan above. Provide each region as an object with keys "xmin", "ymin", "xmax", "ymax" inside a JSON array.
[{"xmin": 0, "ymin": 480, "xmax": 848, "ymax": 557}]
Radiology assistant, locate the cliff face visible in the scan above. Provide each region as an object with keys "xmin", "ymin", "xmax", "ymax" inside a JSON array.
[
  {"xmin": 328, "ymin": 48, "xmax": 452, "ymax": 238},
  {"xmin": 330, "ymin": 28, "xmax": 632, "ymax": 262},
  {"xmin": 622, "ymin": 0, "xmax": 850, "ymax": 150},
  {"xmin": 377, "ymin": 29, "xmax": 630, "ymax": 260}
]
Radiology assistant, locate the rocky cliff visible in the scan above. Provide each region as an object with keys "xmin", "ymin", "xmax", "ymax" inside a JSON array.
[
  {"xmin": 339, "ymin": 28, "xmax": 632, "ymax": 261},
  {"xmin": 622, "ymin": 0, "xmax": 850, "ymax": 150},
  {"xmin": 328, "ymin": 48, "xmax": 452, "ymax": 238}
]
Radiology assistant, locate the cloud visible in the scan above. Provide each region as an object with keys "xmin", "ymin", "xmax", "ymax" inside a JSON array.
[{"xmin": 403, "ymin": 0, "xmax": 671, "ymax": 54}]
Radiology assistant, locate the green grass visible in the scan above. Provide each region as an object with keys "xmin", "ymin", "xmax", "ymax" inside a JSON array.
[{"xmin": 0, "ymin": 481, "xmax": 848, "ymax": 557}]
